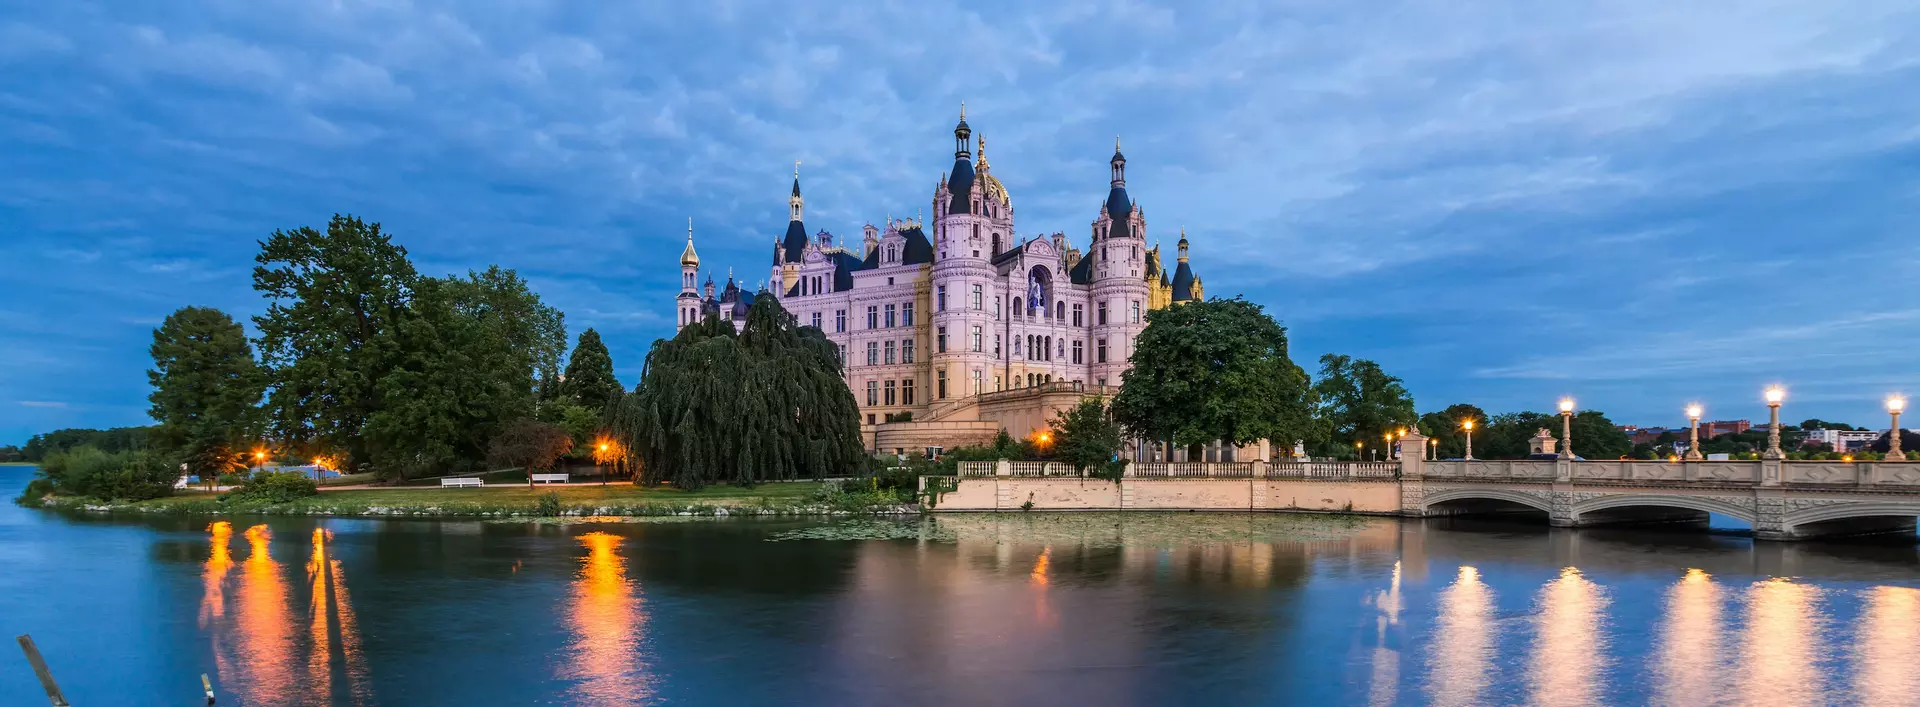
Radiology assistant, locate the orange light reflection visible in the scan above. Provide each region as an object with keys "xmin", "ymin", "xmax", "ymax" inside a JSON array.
[
  {"xmin": 564, "ymin": 532, "xmax": 651, "ymax": 705},
  {"xmin": 1851, "ymin": 586, "xmax": 1917, "ymax": 704},
  {"xmin": 1739, "ymin": 578, "xmax": 1823, "ymax": 705},
  {"xmin": 1653, "ymin": 569, "xmax": 1723, "ymax": 703}
]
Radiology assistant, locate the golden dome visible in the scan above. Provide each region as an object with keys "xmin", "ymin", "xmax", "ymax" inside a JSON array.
[{"xmin": 976, "ymin": 136, "xmax": 1011, "ymax": 207}]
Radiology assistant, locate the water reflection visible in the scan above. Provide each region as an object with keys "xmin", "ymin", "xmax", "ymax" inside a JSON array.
[
  {"xmin": 1852, "ymin": 586, "xmax": 1917, "ymax": 705},
  {"xmin": 1531, "ymin": 567, "xmax": 1609, "ymax": 706},
  {"xmin": 1428, "ymin": 566, "xmax": 1495, "ymax": 707},
  {"xmin": 1367, "ymin": 562, "xmax": 1403, "ymax": 706},
  {"xmin": 563, "ymin": 531, "xmax": 651, "ymax": 705},
  {"xmin": 1653, "ymin": 569, "xmax": 1723, "ymax": 704},
  {"xmin": 196, "ymin": 523, "xmax": 368, "ymax": 704},
  {"xmin": 1740, "ymin": 578, "xmax": 1824, "ymax": 705}
]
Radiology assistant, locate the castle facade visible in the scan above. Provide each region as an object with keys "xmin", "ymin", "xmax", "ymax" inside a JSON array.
[{"xmin": 674, "ymin": 112, "xmax": 1205, "ymax": 452}]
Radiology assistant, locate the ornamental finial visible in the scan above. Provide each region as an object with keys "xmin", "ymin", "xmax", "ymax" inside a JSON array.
[{"xmin": 960, "ymin": 101, "xmax": 966, "ymax": 120}]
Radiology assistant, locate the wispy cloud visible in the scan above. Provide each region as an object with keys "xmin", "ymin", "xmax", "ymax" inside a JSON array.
[{"xmin": 18, "ymin": 401, "xmax": 68, "ymax": 409}]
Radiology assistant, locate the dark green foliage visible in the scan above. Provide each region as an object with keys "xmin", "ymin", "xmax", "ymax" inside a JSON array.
[
  {"xmin": 254, "ymin": 214, "xmax": 419, "ymax": 469},
  {"xmin": 1870, "ymin": 430, "xmax": 1920, "ymax": 454},
  {"xmin": 21, "ymin": 427, "xmax": 154, "ymax": 462},
  {"xmin": 364, "ymin": 267, "xmax": 564, "ymax": 478},
  {"xmin": 1313, "ymin": 354, "xmax": 1418, "ymax": 458},
  {"xmin": 0, "ymin": 445, "xmax": 26, "ymax": 463},
  {"xmin": 1799, "ymin": 419, "xmax": 1859, "ymax": 431},
  {"xmin": 609, "ymin": 297, "xmax": 865, "ymax": 489},
  {"xmin": 560, "ymin": 328, "xmax": 622, "ymax": 412},
  {"xmin": 1050, "ymin": 398, "xmax": 1123, "ymax": 475},
  {"xmin": 1111, "ymin": 297, "xmax": 1316, "ymax": 450},
  {"xmin": 224, "ymin": 471, "xmax": 318, "ymax": 504},
  {"xmin": 534, "ymin": 491, "xmax": 562, "ymax": 517},
  {"xmin": 35, "ymin": 446, "xmax": 176, "ymax": 501},
  {"xmin": 1419, "ymin": 404, "xmax": 1488, "ymax": 459},
  {"xmin": 1473, "ymin": 410, "xmax": 1634, "ymax": 459},
  {"xmin": 13, "ymin": 478, "xmax": 55, "ymax": 507},
  {"xmin": 148, "ymin": 306, "xmax": 266, "ymax": 477}
]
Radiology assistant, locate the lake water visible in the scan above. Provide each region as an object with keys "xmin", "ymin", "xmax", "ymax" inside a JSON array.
[{"xmin": 3, "ymin": 466, "xmax": 1919, "ymax": 706}]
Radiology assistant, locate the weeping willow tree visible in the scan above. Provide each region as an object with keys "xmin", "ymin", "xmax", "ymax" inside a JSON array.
[{"xmin": 608, "ymin": 295, "xmax": 865, "ymax": 488}]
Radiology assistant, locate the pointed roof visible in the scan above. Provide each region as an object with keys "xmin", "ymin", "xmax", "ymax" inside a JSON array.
[
  {"xmin": 680, "ymin": 218, "xmax": 700, "ymax": 267},
  {"xmin": 1171, "ymin": 228, "xmax": 1195, "ymax": 301},
  {"xmin": 782, "ymin": 164, "xmax": 810, "ymax": 262}
]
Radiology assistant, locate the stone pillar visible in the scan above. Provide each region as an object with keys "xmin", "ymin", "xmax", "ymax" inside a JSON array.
[
  {"xmin": 1399, "ymin": 430, "xmax": 1428, "ymax": 480},
  {"xmin": 1549, "ymin": 490, "xmax": 1578, "ymax": 527},
  {"xmin": 1753, "ymin": 488, "xmax": 1791, "ymax": 540},
  {"xmin": 1759, "ymin": 458, "xmax": 1781, "ymax": 487}
]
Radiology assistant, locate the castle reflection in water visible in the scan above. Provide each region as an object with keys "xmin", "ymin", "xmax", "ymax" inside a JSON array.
[{"xmin": 178, "ymin": 514, "xmax": 1918, "ymax": 705}]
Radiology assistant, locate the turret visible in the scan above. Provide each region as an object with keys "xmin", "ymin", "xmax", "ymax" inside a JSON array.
[
  {"xmin": 1087, "ymin": 138, "xmax": 1151, "ymax": 388},
  {"xmin": 1171, "ymin": 228, "xmax": 1197, "ymax": 302},
  {"xmin": 676, "ymin": 218, "xmax": 702, "ymax": 332}
]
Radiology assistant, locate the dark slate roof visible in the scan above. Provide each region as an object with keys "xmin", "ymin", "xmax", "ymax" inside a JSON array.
[
  {"xmin": 1104, "ymin": 187, "xmax": 1132, "ymax": 240},
  {"xmin": 900, "ymin": 225, "xmax": 934, "ymax": 265},
  {"xmin": 785, "ymin": 281, "xmax": 800, "ymax": 297},
  {"xmin": 782, "ymin": 219, "xmax": 809, "ymax": 263},
  {"xmin": 948, "ymin": 157, "xmax": 975, "ymax": 215},
  {"xmin": 732, "ymin": 288, "xmax": 755, "ymax": 318},
  {"xmin": 990, "ymin": 240, "xmax": 1026, "ymax": 267},
  {"xmin": 831, "ymin": 251, "xmax": 867, "ymax": 292},
  {"xmin": 1069, "ymin": 252, "xmax": 1093, "ymax": 284},
  {"xmin": 1171, "ymin": 261, "xmax": 1195, "ymax": 301}
]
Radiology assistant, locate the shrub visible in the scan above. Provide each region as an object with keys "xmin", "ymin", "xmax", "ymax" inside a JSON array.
[
  {"xmin": 90, "ymin": 452, "xmax": 179, "ymax": 501},
  {"xmin": 225, "ymin": 471, "xmax": 318, "ymax": 504},
  {"xmin": 13, "ymin": 478, "xmax": 55, "ymax": 507},
  {"xmin": 534, "ymin": 491, "xmax": 563, "ymax": 517}
]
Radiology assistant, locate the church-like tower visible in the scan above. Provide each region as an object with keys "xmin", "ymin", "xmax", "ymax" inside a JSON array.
[
  {"xmin": 1086, "ymin": 139, "xmax": 1151, "ymax": 387},
  {"xmin": 928, "ymin": 106, "xmax": 1008, "ymax": 400},
  {"xmin": 676, "ymin": 218, "xmax": 701, "ymax": 331}
]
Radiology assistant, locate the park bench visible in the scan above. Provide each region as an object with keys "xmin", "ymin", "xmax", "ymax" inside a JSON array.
[
  {"xmin": 440, "ymin": 477, "xmax": 484, "ymax": 488},
  {"xmin": 531, "ymin": 473, "xmax": 570, "ymax": 484}
]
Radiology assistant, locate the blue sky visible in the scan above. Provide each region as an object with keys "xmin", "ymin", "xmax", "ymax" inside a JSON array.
[{"xmin": 3, "ymin": 1, "xmax": 1919, "ymax": 444}]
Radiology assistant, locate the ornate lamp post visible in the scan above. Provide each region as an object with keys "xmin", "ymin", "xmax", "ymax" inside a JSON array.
[
  {"xmin": 1462, "ymin": 419, "xmax": 1475, "ymax": 460},
  {"xmin": 1684, "ymin": 404, "xmax": 1704, "ymax": 461},
  {"xmin": 1355, "ymin": 440, "xmax": 1363, "ymax": 462},
  {"xmin": 1384, "ymin": 431, "xmax": 1395, "ymax": 460},
  {"xmin": 1557, "ymin": 398, "xmax": 1576, "ymax": 459},
  {"xmin": 1762, "ymin": 386, "xmax": 1785, "ymax": 460},
  {"xmin": 1888, "ymin": 396, "xmax": 1907, "ymax": 461}
]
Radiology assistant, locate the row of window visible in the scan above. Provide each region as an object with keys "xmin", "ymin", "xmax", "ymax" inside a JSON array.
[
  {"xmin": 806, "ymin": 302, "xmax": 920, "ymax": 334},
  {"xmin": 928, "ymin": 285, "xmax": 1141, "ymax": 327},
  {"xmin": 862, "ymin": 339, "xmax": 917, "ymax": 366},
  {"xmin": 864, "ymin": 379, "xmax": 917, "ymax": 407}
]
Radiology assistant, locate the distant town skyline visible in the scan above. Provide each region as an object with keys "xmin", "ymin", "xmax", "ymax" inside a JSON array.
[{"xmin": 4, "ymin": 1, "xmax": 1920, "ymax": 443}]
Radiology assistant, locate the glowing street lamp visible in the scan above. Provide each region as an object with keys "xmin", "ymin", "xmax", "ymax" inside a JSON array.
[
  {"xmin": 1888, "ymin": 396, "xmax": 1907, "ymax": 461},
  {"xmin": 1557, "ymin": 398, "xmax": 1576, "ymax": 460},
  {"xmin": 1684, "ymin": 404, "xmax": 1704, "ymax": 461},
  {"xmin": 1462, "ymin": 419, "xmax": 1475, "ymax": 460},
  {"xmin": 1762, "ymin": 386, "xmax": 1786, "ymax": 460},
  {"xmin": 1355, "ymin": 440, "xmax": 1363, "ymax": 461}
]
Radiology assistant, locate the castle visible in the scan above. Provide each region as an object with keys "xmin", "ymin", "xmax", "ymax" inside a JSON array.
[{"xmin": 675, "ymin": 111, "xmax": 1223, "ymax": 457}]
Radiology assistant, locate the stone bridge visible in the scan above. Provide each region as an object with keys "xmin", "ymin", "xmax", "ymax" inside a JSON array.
[
  {"xmin": 1410, "ymin": 456, "xmax": 1920, "ymax": 540},
  {"xmin": 936, "ymin": 452, "xmax": 1920, "ymax": 541}
]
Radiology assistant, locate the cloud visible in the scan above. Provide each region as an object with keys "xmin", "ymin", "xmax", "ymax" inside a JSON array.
[
  {"xmin": 2, "ymin": 0, "xmax": 1918, "ymax": 438},
  {"xmin": 18, "ymin": 401, "xmax": 68, "ymax": 408}
]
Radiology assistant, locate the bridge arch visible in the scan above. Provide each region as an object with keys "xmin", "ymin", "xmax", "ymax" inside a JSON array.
[
  {"xmin": 1421, "ymin": 488, "xmax": 1552, "ymax": 514},
  {"xmin": 1786, "ymin": 501, "xmax": 1920, "ymax": 528},
  {"xmin": 1571, "ymin": 494, "xmax": 1757, "ymax": 524}
]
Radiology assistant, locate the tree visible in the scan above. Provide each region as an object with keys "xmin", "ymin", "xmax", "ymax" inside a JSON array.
[
  {"xmin": 253, "ymin": 214, "xmax": 419, "ymax": 469},
  {"xmin": 147, "ymin": 306, "xmax": 266, "ymax": 477},
  {"xmin": 607, "ymin": 296, "xmax": 864, "ymax": 489},
  {"xmin": 560, "ymin": 328, "xmax": 622, "ymax": 412},
  {"xmin": 21, "ymin": 427, "xmax": 155, "ymax": 462},
  {"xmin": 1474, "ymin": 409, "xmax": 1632, "ymax": 459},
  {"xmin": 364, "ymin": 267, "xmax": 565, "ymax": 478},
  {"xmin": 1418, "ymin": 403, "xmax": 1488, "ymax": 459},
  {"xmin": 1313, "ymin": 354, "xmax": 1418, "ymax": 459},
  {"xmin": 1049, "ymin": 398, "xmax": 1123, "ymax": 477},
  {"xmin": 1111, "ymin": 298, "xmax": 1317, "ymax": 457},
  {"xmin": 1799, "ymin": 419, "xmax": 1858, "ymax": 431},
  {"xmin": 486, "ymin": 418, "xmax": 576, "ymax": 488}
]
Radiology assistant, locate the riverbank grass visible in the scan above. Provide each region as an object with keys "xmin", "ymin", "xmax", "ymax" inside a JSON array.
[{"xmin": 34, "ymin": 480, "xmax": 912, "ymax": 518}]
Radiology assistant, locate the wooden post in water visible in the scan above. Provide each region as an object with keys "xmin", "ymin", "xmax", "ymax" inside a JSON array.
[
  {"xmin": 202, "ymin": 672, "xmax": 217, "ymax": 703},
  {"xmin": 15, "ymin": 634, "xmax": 70, "ymax": 706}
]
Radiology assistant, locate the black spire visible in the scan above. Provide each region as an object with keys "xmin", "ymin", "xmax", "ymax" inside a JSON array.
[
  {"xmin": 947, "ymin": 104, "xmax": 975, "ymax": 215},
  {"xmin": 1103, "ymin": 137, "xmax": 1132, "ymax": 240}
]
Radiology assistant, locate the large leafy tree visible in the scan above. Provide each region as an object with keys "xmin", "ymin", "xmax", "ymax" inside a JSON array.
[
  {"xmin": 147, "ymin": 306, "xmax": 267, "ymax": 475},
  {"xmin": 560, "ymin": 328, "xmax": 622, "ymax": 412},
  {"xmin": 1313, "ymin": 354, "xmax": 1418, "ymax": 458},
  {"xmin": 1418, "ymin": 403, "xmax": 1488, "ymax": 459},
  {"xmin": 365, "ymin": 267, "xmax": 564, "ymax": 477},
  {"xmin": 608, "ymin": 295, "xmax": 864, "ymax": 489},
  {"xmin": 1048, "ymin": 397, "xmax": 1123, "ymax": 476},
  {"xmin": 21, "ymin": 427, "xmax": 155, "ymax": 462},
  {"xmin": 253, "ymin": 214, "xmax": 418, "ymax": 468},
  {"xmin": 486, "ymin": 418, "xmax": 575, "ymax": 488},
  {"xmin": 1110, "ymin": 297, "xmax": 1317, "ymax": 455}
]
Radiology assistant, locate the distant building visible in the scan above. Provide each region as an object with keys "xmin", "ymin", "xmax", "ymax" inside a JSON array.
[
  {"xmin": 1700, "ymin": 420, "xmax": 1751, "ymax": 438},
  {"xmin": 1804, "ymin": 428, "xmax": 1887, "ymax": 452}
]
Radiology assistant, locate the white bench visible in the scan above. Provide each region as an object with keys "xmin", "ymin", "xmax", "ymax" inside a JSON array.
[
  {"xmin": 531, "ymin": 473, "xmax": 570, "ymax": 484},
  {"xmin": 440, "ymin": 477, "xmax": 484, "ymax": 488}
]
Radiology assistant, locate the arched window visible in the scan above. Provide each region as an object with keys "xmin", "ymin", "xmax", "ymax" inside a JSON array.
[
  {"xmin": 1055, "ymin": 302, "xmax": 1064, "ymax": 319},
  {"xmin": 1012, "ymin": 297, "xmax": 1022, "ymax": 317},
  {"xmin": 887, "ymin": 244, "xmax": 897, "ymax": 262},
  {"xmin": 991, "ymin": 233, "xmax": 1001, "ymax": 256}
]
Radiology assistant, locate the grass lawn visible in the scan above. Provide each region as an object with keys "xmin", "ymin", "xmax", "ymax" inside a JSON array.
[{"xmin": 117, "ymin": 480, "xmax": 841, "ymax": 515}]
